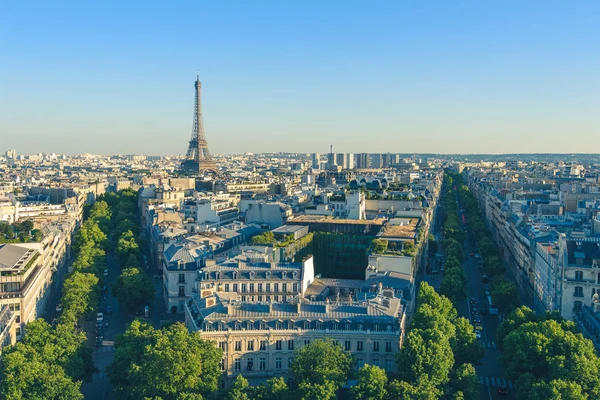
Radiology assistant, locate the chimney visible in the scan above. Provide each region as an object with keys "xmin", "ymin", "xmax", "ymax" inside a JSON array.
[{"xmin": 378, "ymin": 281, "xmax": 383, "ymax": 294}]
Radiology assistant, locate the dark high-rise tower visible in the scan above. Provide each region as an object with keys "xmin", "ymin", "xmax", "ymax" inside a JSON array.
[{"xmin": 182, "ymin": 74, "xmax": 218, "ymax": 174}]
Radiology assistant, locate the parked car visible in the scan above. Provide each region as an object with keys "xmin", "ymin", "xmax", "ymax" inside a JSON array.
[
  {"xmin": 97, "ymin": 312, "xmax": 104, "ymax": 323},
  {"xmin": 481, "ymin": 274, "xmax": 488, "ymax": 283},
  {"xmin": 472, "ymin": 316, "xmax": 481, "ymax": 324},
  {"xmin": 480, "ymin": 306, "xmax": 487, "ymax": 315},
  {"xmin": 56, "ymin": 304, "xmax": 63, "ymax": 313},
  {"xmin": 106, "ymin": 305, "xmax": 113, "ymax": 314},
  {"xmin": 470, "ymin": 297, "xmax": 477, "ymax": 305},
  {"xmin": 474, "ymin": 323, "xmax": 483, "ymax": 331},
  {"xmin": 469, "ymin": 252, "xmax": 474, "ymax": 257},
  {"xmin": 475, "ymin": 330, "xmax": 482, "ymax": 339}
]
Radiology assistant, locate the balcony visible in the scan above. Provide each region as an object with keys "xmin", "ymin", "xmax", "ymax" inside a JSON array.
[{"xmin": 573, "ymin": 292, "xmax": 585, "ymax": 298}]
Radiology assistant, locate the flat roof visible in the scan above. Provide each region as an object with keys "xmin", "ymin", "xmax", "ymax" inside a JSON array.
[
  {"xmin": 291, "ymin": 215, "xmax": 387, "ymax": 225},
  {"xmin": 271, "ymin": 225, "xmax": 307, "ymax": 234},
  {"xmin": 377, "ymin": 218, "xmax": 419, "ymax": 239}
]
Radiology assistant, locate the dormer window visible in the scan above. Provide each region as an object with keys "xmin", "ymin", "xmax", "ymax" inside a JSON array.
[
  {"xmin": 282, "ymin": 271, "xmax": 287, "ymax": 279},
  {"xmin": 293, "ymin": 271, "xmax": 298, "ymax": 279},
  {"xmin": 233, "ymin": 272, "xmax": 238, "ymax": 279},
  {"xmin": 216, "ymin": 272, "xmax": 221, "ymax": 280},
  {"xmin": 266, "ymin": 271, "xmax": 271, "ymax": 278},
  {"xmin": 204, "ymin": 272, "xmax": 209, "ymax": 280},
  {"xmin": 249, "ymin": 271, "xmax": 255, "ymax": 279}
]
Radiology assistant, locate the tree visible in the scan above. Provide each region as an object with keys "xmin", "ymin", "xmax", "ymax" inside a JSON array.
[
  {"xmin": 107, "ymin": 320, "xmax": 222, "ymax": 400},
  {"xmin": 227, "ymin": 375, "xmax": 250, "ymax": 400},
  {"xmin": 490, "ymin": 276, "xmax": 519, "ymax": 313},
  {"xmin": 371, "ymin": 238, "xmax": 388, "ymax": 254},
  {"xmin": 297, "ymin": 380, "xmax": 337, "ymax": 400},
  {"xmin": 427, "ymin": 234, "xmax": 438, "ymax": 253},
  {"xmin": 351, "ymin": 365, "xmax": 388, "ymax": 400},
  {"xmin": 387, "ymin": 379, "xmax": 441, "ymax": 400},
  {"xmin": 0, "ymin": 343, "xmax": 84, "ymax": 400},
  {"xmin": 502, "ymin": 319, "xmax": 600, "ymax": 399},
  {"xmin": 112, "ymin": 267, "xmax": 155, "ymax": 312},
  {"xmin": 417, "ymin": 282, "xmax": 457, "ymax": 321},
  {"xmin": 252, "ymin": 377, "xmax": 289, "ymax": 400},
  {"xmin": 527, "ymin": 379, "xmax": 586, "ymax": 400},
  {"xmin": 251, "ymin": 231, "xmax": 276, "ymax": 245},
  {"xmin": 411, "ymin": 304, "xmax": 455, "ymax": 339},
  {"xmin": 497, "ymin": 306, "xmax": 537, "ymax": 349},
  {"xmin": 397, "ymin": 328, "xmax": 454, "ymax": 387},
  {"xmin": 60, "ymin": 272, "xmax": 99, "ymax": 322},
  {"xmin": 440, "ymin": 268, "xmax": 466, "ymax": 303},
  {"xmin": 290, "ymin": 339, "xmax": 352, "ymax": 392},
  {"xmin": 451, "ymin": 317, "xmax": 484, "ymax": 366},
  {"xmin": 449, "ymin": 363, "xmax": 479, "ymax": 400}
]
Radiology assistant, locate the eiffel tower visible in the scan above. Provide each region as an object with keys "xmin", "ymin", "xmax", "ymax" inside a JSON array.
[{"xmin": 181, "ymin": 74, "xmax": 218, "ymax": 174}]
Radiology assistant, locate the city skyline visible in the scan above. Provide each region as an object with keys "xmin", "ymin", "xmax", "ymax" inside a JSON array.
[{"xmin": 2, "ymin": 1, "xmax": 600, "ymax": 155}]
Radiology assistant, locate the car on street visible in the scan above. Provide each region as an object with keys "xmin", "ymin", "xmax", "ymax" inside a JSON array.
[
  {"xmin": 470, "ymin": 297, "xmax": 477, "ymax": 305},
  {"xmin": 497, "ymin": 384, "xmax": 508, "ymax": 395},
  {"xmin": 106, "ymin": 305, "xmax": 113, "ymax": 314},
  {"xmin": 469, "ymin": 252, "xmax": 474, "ymax": 257},
  {"xmin": 480, "ymin": 306, "xmax": 488, "ymax": 315},
  {"xmin": 56, "ymin": 304, "xmax": 63, "ymax": 313},
  {"xmin": 475, "ymin": 330, "xmax": 482, "ymax": 339},
  {"xmin": 97, "ymin": 312, "xmax": 104, "ymax": 323},
  {"xmin": 474, "ymin": 322, "xmax": 483, "ymax": 331},
  {"xmin": 481, "ymin": 274, "xmax": 488, "ymax": 283},
  {"xmin": 472, "ymin": 316, "xmax": 481, "ymax": 324}
]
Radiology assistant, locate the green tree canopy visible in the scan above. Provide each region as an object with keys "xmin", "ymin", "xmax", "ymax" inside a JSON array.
[
  {"xmin": 290, "ymin": 339, "xmax": 352, "ymax": 392},
  {"xmin": 112, "ymin": 267, "xmax": 155, "ymax": 312},
  {"xmin": 351, "ymin": 364, "xmax": 388, "ymax": 400},
  {"xmin": 107, "ymin": 320, "xmax": 222, "ymax": 400}
]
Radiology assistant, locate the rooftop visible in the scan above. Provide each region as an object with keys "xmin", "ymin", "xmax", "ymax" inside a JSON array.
[
  {"xmin": 0, "ymin": 244, "xmax": 38, "ymax": 272},
  {"xmin": 377, "ymin": 218, "xmax": 419, "ymax": 239},
  {"xmin": 291, "ymin": 215, "xmax": 386, "ymax": 225}
]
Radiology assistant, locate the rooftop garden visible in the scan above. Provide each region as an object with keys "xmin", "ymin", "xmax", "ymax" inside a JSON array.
[{"xmin": 0, "ymin": 220, "xmax": 43, "ymax": 244}]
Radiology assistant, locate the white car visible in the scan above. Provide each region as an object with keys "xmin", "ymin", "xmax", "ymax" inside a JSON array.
[
  {"xmin": 56, "ymin": 304, "xmax": 63, "ymax": 313},
  {"xmin": 475, "ymin": 330, "xmax": 482, "ymax": 339},
  {"xmin": 97, "ymin": 312, "xmax": 104, "ymax": 323}
]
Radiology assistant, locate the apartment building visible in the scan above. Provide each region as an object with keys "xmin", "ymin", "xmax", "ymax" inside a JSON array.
[
  {"xmin": 184, "ymin": 254, "xmax": 406, "ymax": 387},
  {"xmin": 0, "ymin": 302, "xmax": 17, "ymax": 352},
  {"xmin": 0, "ymin": 218, "xmax": 74, "ymax": 341}
]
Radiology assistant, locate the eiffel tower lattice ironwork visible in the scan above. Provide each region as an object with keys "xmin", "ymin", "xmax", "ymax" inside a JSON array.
[{"xmin": 182, "ymin": 74, "xmax": 218, "ymax": 174}]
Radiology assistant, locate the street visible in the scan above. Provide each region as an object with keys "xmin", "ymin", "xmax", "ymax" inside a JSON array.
[
  {"xmin": 421, "ymin": 204, "xmax": 514, "ymax": 400},
  {"xmin": 80, "ymin": 252, "xmax": 177, "ymax": 400}
]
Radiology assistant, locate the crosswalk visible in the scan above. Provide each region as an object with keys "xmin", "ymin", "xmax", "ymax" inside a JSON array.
[
  {"xmin": 478, "ymin": 376, "xmax": 513, "ymax": 389},
  {"xmin": 95, "ymin": 345, "xmax": 115, "ymax": 354}
]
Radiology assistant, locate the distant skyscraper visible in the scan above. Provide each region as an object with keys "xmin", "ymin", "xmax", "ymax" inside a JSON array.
[
  {"xmin": 5, "ymin": 150, "xmax": 16, "ymax": 160},
  {"xmin": 335, "ymin": 153, "xmax": 346, "ymax": 169},
  {"xmin": 311, "ymin": 153, "xmax": 320, "ymax": 169},
  {"xmin": 327, "ymin": 145, "xmax": 335, "ymax": 166},
  {"xmin": 355, "ymin": 153, "xmax": 369, "ymax": 169},
  {"xmin": 182, "ymin": 74, "xmax": 218, "ymax": 174},
  {"xmin": 346, "ymin": 153, "xmax": 355, "ymax": 170},
  {"xmin": 370, "ymin": 154, "xmax": 383, "ymax": 169}
]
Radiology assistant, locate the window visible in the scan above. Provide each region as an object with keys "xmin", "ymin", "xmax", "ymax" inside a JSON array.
[
  {"xmin": 373, "ymin": 341, "xmax": 380, "ymax": 352},
  {"xmin": 274, "ymin": 295, "xmax": 280, "ymax": 302},
  {"xmin": 275, "ymin": 357, "xmax": 282, "ymax": 369},
  {"xmin": 219, "ymin": 341, "xmax": 227, "ymax": 351},
  {"xmin": 178, "ymin": 286, "xmax": 185, "ymax": 297},
  {"xmin": 345, "ymin": 323, "xmax": 351, "ymax": 330},
  {"xmin": 259, "ymin": 357, "xmax": 266, "ymax": 371},
  {"xmin": 288, "ymin": 340, "xmax": 294, "ymax": 350},
  {"xmin": 385, "ymin": 342, "xmax": 392, "ymax": 352},
  {"xmin": 235, "ymin": 341, "xmax": 242, "ymax": 351},
  {"xmin": 16, "ymin": 315, "xmax": 20, "ymax": 323},
  {"xmin": 288, "ymin": 357, "xmax": 293, "ymax": 368},
  {"xmin": 233, "ymin": 283, "xmax": 238, "ymax": 292},
  {"xmin": 224, "ymin": 283, "xmax": 230, "ymax": 292},
  {"xmin": 276, "ymin": 340, "xmax": 282, "ymax": 350},
  {"xmin": 316, "ymin": 322, "xmax": 323, "ymax": 330},
  {"xmin": 234, "ymin": 358, "xmax": 241, "ymax": 371},
  {"xmin": 357, "ymin": 341, "xmax": 363, "ymax": 351},
  {"xmin": 333, "ymin": 340, "xmax": 339, "ymax": 346},
  {"xmin": 220, "ymin": 359, "xmax": 225, "ymax": 371},
  {"xmin": 575, "ymin": 271, "xmax": 584, "ymax": 281},
  {"xmin": 247, "ymin": 340, "xmax": 254, "ymax": 351},
  {"xmin": 358, "ymin": 323, "xmax": 363, "ymax": 331},
  {"xmin": 241, "ymin": 284, "xmax": 247, "ymax": 293},
  {"xmin": 258, "ymin": 295, "xmax": 263, "ymax": 302},
  {"xmin": 293, "ymin": 283, "xmax": 298, "ymax": 292},
  {"xmin": 282, "ymin": 283, "xmax": 288, "ymax": 292},
  {"xmin": 344, "ymin": 340, "xmax": 351, "ymax": 351},
  {"xmin": 574, "ymin": 300, "xmax": 583, "ymax": 311},
  {"xmin": 332, "ymin": 323, "xmax": 338, "ymax": 330},
  {"xmin": 374, "ymin": 324, "xmax": 380, "ymax": 332},
  {"xmin": 575, "ymin": 286, "xmax": 584, "ymax": 297},
  {"xmin": 15, "ymin": 327, "xmax": 21, "ymax": 336},
  {"xmin": 247, "ymin": 358, "xmax": 254, "ymax": 371},
  {"xmin": 260, "ymin": 340, "xmax": 267, "ymax": 350},
  {"xmin": 179, "ymin": 273, "xmax": 185, "ymax": 284},
  {"xmin": 276, "ymin": 321, "xmax": 282, "ymax": 330},
  {"xmin": 356, "ymin": 358, "xmax": 364, "ymax": 369},
  {"xmin": 304, "ymin": 339, "xmax": 310, "ymax": 346},
  {"xmin": 385, "ymin": 359, "xmax": 393, "ymax": 372},
  {"xmin": 372, "ymin": 358, "xmax": 380, "ymax": 367},
  {"xmin": 258, "ymin": 283, "xmax": 263, "ymax": 292},
  {"xmin": 250, "ymin": 283, "xmax": 255, "ymax": 292},
  {"xmin": 266, "ymin": 283, "xmax": 271, "ymax": 292},
  {"xmin": 274, "ymin": 283, "xmax": 279, "ymax": 292}
]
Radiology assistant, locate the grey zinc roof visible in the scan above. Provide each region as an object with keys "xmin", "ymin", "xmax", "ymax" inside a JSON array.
[{"xmin": 0, "ymin": 244, "xmax": 35, "ymax": 271}]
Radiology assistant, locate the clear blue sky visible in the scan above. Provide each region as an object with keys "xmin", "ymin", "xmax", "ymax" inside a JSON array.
[{"xmin": 1, "ymin": 1, "xmax": 599, "ymax": 155}]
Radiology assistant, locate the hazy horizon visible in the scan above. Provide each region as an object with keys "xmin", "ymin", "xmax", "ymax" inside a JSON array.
[{"xmin": 2, "ymin": 1, "xmax": 600, "ymax": 155}]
